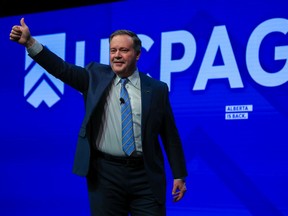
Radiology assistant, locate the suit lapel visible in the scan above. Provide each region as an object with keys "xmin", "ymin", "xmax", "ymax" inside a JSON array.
[
  {"xmin": 85, "ymin": 67, "xmax": 115, "ymax": 126},
  {"xmin": 140, "ymin": 73, "xmax": 153, "ymax": 135}
]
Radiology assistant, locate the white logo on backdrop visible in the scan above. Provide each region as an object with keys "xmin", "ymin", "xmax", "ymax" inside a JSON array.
[{"xmin": 24, "ymin": 33, "xmax": 66, "ymax": 108}]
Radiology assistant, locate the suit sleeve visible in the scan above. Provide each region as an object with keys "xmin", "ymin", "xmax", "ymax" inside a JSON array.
[
  {"xmin": 160, "ymin": 83, "xmax": 188, "ymax": 179},
  {"xmin": 30, "ymin": 46, "xmax": 89, "ymax": 93}
]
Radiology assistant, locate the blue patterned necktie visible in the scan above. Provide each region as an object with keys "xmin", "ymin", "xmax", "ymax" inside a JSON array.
[{"xmin": 120, "ymin": 78, "xmax": 136, "ymax": 156}]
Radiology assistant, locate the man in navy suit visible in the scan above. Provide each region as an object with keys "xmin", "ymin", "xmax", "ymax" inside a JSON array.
[{"xmin": 10, "ymin": 18, "xmax": 188, "ymax": 216}]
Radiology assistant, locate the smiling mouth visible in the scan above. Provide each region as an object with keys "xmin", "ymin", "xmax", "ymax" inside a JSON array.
[{"xmin": 114, "ymin": 62, "xmax": 124, "ymax": 65}]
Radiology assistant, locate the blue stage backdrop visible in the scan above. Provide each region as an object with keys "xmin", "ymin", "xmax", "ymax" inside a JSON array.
[{"xmin": 0, "ymin": 0, "xmax": 287, "ymax": 215}]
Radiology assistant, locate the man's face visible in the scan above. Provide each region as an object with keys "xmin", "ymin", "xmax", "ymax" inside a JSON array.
[{"xmin": 109, "ymin": 34, "xmax": 140, "ymax": 77}]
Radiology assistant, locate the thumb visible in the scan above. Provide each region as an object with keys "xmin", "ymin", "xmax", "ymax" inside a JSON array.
[{"xmin": 20, "ymin": 17, "xmax": 27, "ymax": 27}]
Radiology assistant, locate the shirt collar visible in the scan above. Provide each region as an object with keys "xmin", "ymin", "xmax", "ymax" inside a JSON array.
[{"xmin": 114, "ymin": 69, "xmax": 140, "ymax": 90}]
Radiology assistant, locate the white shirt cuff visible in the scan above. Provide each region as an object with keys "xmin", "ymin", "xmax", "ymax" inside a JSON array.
[{"xmin": 27, "ymin": 40, "xmax": 43, "ymax": 57}]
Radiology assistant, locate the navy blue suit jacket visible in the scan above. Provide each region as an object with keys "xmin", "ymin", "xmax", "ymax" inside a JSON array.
[{"xmin": 32, "ymin": 46, "xmax": 188, "ymax": 203}]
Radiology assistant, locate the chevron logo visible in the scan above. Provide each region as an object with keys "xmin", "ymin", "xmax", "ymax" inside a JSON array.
[{"xmin": 24, "ymin": 33, "xmax": 66, "ymax": 108}]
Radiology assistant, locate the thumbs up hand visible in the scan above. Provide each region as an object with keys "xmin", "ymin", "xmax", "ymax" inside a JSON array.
[{"xmin": 10, "ymin": 17, "xmax": 35, "ymax": 48}]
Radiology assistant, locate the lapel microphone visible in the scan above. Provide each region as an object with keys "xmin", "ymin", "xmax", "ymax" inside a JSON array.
[{"xmin": 120, "ymin": 98, "xmax": 125, "ymax": 105}]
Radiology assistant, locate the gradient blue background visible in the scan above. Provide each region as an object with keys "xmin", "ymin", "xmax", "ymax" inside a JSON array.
[{"xmin": 0, "ymin": 0, "xmax": 287, "ymax": 215}]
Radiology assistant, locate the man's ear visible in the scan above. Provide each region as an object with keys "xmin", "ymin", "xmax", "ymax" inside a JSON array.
[{"xmin": 136, "ymin": 51, "xmax": 141, "ymax": 60}]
